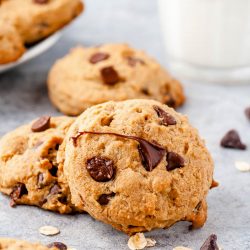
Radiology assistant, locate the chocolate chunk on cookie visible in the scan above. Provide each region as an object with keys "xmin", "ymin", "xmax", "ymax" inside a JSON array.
[{"xmin": 31, "ymin": 116, "xmax": 51, "ymax": 132}]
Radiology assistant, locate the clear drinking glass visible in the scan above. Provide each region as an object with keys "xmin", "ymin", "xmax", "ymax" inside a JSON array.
[{"xmin": 158, "ymin": 0, "xmax": 250, "ymax": 83}]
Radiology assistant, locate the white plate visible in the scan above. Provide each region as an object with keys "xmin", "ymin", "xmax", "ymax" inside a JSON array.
[{"xmin": 0, "ymin": 32, "xmax": 61, "ymax": 74}]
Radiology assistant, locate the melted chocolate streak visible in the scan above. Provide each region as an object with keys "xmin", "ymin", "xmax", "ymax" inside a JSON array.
[{"xmin": 71, "ymin": 131, "xmax": 167, "ymax": 171}]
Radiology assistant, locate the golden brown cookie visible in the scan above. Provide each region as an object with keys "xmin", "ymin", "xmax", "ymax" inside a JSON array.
[
  {"xmin": 0, "ymin": 238, "xmax": 66, "ymax": 250},
  {"xmin": 0, "ymin": 0, "xmax": 83, "ymax": 64},
  {"xmin": 0, "ymin": 22, "xmax": 25, "ymax": 64},
  {"xmin": 62, "ymin": 99, "xmax": 214, "ymax": 234},
  {"xmin": 48, "ymin": 44, "xmax": 185, "ymax": 116},
  {"xmin": 0, "ymin": 116, "xmax": 79, "ymax": 214}
]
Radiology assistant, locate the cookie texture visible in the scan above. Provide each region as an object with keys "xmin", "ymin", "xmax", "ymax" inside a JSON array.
[
  {"xmin": 0, "ymin": 0, "xmax": 83, "ymax": 64},
  {"xmin": 62, "ymin": 99, "xmax": 214, "ymax": 234},
  {"xmin": 48, "ymin": 44, "xmax": 185, "ymax": 116},
  {"xmin": 0, "ymin": 116, "xmax": 78, "ymax": 214},
  {"xmin": 0, "ymin": 238, "xmax": 58, "ymax": 250},
  {"xmin": 0, "ymin": 22, "xmax": 25, "ymax": 64}
]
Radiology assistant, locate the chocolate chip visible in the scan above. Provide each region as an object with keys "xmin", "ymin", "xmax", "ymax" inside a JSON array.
[
  {"xmin": 33, "ymin": 0, "xmax": 49, "ymax": 4},
  {"xmin": 10, "ymin": 183, "xmax": 28, "ymax": 207},
  {"xmin": 49, "ymin": 184, "xmax": 61, "ymax": 195},
  {"xmin": 49, "ymin": 165, "xmax": 58, "ymax": 177},
  {"xmin": 153, "ymin": 105, "xmax": 177, "ymax": 126},
  {"xmin": 221, "ymin": 130, "xmax": 246, "ymax": 150},
  {"xmin": 245, "ymin": 107, "xmax": 250, "ymax": 120},
  {"xmin": 37, "ymin": 173, "xmax": 44, "ymax": 189},
  {"xmin": 58, "ymin": 195, "xmax": 68, "ymax": 204},
  {"xmin": 100, "ymin": 66, "xmax": 120, "ymax": 85},
  {"xmin": 141, "ymin": 88, "xmax": 150, "ymax": 96},
  {"xmin": 31, "ymin": 116, "xmax": 51, "ymax": 132},
  {"xmin": 165, "ymin": 96, "xmax": 176, "ymax": 108},
  {"xmin": 97, "ymin": 192, "xmax": 115, "ymax": 205},
  {"xmin": 47, "ymin": 242, "xmax": 67, "ymax": 250},
  {"xmin": 166, "ymin": 152, "xmax": 185, "ymax": 171},
  {"xmin": 90, "ymin": 52, "xmax": 110, "ymax": 64},
  {"xmin": 138, "ymin": 141, "xmax": 166, "ymax": 172},
  {"xmin": 87, "ymin": 156, "xmax": 115, "ymax": 182},
  {"xmin": 200, "ymin": 234, "xmax": 219, "ymax": 250},
  {"xmin": 126, "ymin": 56, "xmax": 145, "ymax": 67}
]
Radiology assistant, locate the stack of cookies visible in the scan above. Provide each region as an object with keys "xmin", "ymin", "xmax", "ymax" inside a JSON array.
[{"xmin": 0, "ymin": 15, "xmax": 216, "ymax": 246}]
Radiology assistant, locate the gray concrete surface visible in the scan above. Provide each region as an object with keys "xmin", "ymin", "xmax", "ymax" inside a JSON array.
[{"xmin": 0, "ymin": 1, "xmax": 250, "ymax": 249}]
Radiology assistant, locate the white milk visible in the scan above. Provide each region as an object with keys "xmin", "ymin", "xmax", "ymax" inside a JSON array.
[{"xmin": 158, "ymin": 0, "xmax": 250, "ymax": 81}]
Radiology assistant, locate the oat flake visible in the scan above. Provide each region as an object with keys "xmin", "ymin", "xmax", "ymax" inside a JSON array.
[
  {"xmin": 39, "ymin": 226, "xmax": 60, "ymax": 236},
  {"xmin": 235, "ymin": 161, "xmax": 250, "ymax": 172}
]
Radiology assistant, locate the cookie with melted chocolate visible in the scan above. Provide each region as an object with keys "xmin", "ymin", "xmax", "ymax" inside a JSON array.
[{"xmin": 62, "ymin": 99, "xmax": 215, "ymax": 234}]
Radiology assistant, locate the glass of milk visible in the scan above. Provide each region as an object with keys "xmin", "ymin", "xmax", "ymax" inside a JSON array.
[{"xmin": 158, "ymin": 0, "xmax": 250, "ymax": 83}]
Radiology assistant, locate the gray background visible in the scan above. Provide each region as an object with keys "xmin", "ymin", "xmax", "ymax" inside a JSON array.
[{"xmin": 0, "ymin": 1, "xmax": 250, "ymax": 249}]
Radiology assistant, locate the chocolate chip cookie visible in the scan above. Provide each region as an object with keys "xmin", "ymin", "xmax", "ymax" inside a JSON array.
[
  {"xmin": 0, "ymin": 238, "xmax": 65, "ymax": 250},
  {"xmin": 62, "ymin": 99, "xmax": 214, "ymax": 234},
  {"xmin": 0, "ymin": 116, "xmax": 78, "ymax": 214},
  {"xmin": 0, "ymin": 0, "xmax": 83, "ymax": 64},
  {"xmin": 48, "ymin": 44, "xmax": 185, "ymax": 116},
  {"xmin": 0, "ymin": 22, "xmax": 25, "ymax": 64}
]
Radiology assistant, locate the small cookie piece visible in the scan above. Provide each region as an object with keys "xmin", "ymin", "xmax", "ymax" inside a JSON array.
[
  {"xmin": 63, "ymin": 99, "xmax": 214, "ymax": 234},
  {"xmin": 48, "ymin": 44, "xmax": 185, "ymax": 116},
  {"xmin": 0, "ymin": 116, "xmax": 79, "ymax": 214},
  {"xmin": 0, "ymin": 0, "xmax": 83, "ymax": 64},
  {"xmin": 0, "ymin": 238, "xmax": 59, "ymax": 250}
]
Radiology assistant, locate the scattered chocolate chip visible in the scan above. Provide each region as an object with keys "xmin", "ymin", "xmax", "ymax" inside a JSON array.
[
  {"xmin": 33, "ymin": 0, "xmax": 49, "ymax": 4},
  {"xmin": 90, "ymin": 52, "xmax": 110, "ymax": 64},
  {"xmin": 49, "ymin": 165, "xmax": 58, "ymax": 177},
  {"xmin": 100, "ymin": 66, "xmax": 120, "ymax": 85},
  {"xmin": 126, "ymin": 56, "xmax": 145, "ymax": 67},
  {"xmin": 47, "ymin": 242, "xmax": 67, "ymax": 250},
  {"xmin": 37, "ymin": 173, "xmax": 44, "ymax": 189},
  {"xmin": 74, "ymin": 131, "xmax": 166, "ymax": 172},
  {"xmin": 220, "ymin": 130, "xmax": 246, "ymax": 150},
  {"xmin": 245, "ymin": 107, "xmax": 250, "ymax": 120},
  {"xmin": 49, "ymin": 184, "xmax": 61, "ymax": 195},
  {"xmin": 10, "ymin": 183, "xmax": 28, "ymax": 207},
  {"xmin": 97, "ymin": 192, "xmax": 115, "ymax": 205},
  {"xmin": 153, "ymin": 105, "xmax": 177, "ymax": 126},
  {"xmin": 166, "ymin": 152, "xmax": 185, "ymax": 171},
  {"xmin": 55, "ymin": 144, "xmax": 60, "ymax": 150},
  {"xmin": 200, "ymin": 234, "xmax": 219, "ymax": 250},
  {"xmin": 87, "ymin": 156, "xmax": 115, "ymax": 182},
  {"xmin": 31, "ymin": 116, "xmax": 51, "ymax": 132}
]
